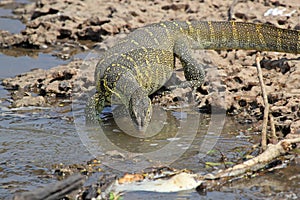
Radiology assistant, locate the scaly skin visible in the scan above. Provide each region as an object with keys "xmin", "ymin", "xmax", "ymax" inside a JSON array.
[{"xmin": 87, "ymin": 21, "xmax": 300, "ymax": 131}]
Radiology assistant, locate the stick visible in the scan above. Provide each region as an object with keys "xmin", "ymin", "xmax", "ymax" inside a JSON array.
[
  {"xmin": 101, "ymin": 137, "xmax": 300, "ymax": 196},
  {"xmin": 269, "ymin": 114, "xmax": 278, "ymax": 143},
  {"xmin": 206, "ymin": 137, "xmax": 300, "ymax": 179},
  {"xmin": 13, "ymin": 174, "xmax": 85, "ymax": 200},
  {"xmin": 228, "ymin": 0, "xmax": 239, "ymax": 21},
  {"xmin": 255, "ymin": 53, "xmax": 268, "ymax": 150}
]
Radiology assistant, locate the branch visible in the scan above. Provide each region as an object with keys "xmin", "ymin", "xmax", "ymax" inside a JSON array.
[
  {"xmin": 227, "ymin": 0, "xmax": 240, "ymax": 21},
  {"xmin": 206, "ymin": 137, "xmax": 300, "ymax": 179},
  {"xmin": 100, "ymin": 137, "xmax": 299, "ymax": 197},
  {"xmin": 255, "ymin": 53, "xmax": 269, "ymax": 150},
  {"xmin": 13, "ymin": 174, "xmax": 85, "ymax": 200}
]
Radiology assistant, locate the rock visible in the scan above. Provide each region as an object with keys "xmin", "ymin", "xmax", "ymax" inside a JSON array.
[
  {"xmin": 12, "ymin": 96, "xmax": 46, "ymax": 107},
  {"xmin": 2, "ymin": 60, "xmax": 86, "ymax": 107}
]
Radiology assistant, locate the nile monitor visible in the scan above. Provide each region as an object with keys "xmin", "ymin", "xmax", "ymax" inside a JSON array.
[{"xmin": 86, "ymin": 21, "xmax": 300, "ymax": 131}]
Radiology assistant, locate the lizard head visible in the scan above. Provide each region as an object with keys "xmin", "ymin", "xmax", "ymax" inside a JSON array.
[{"xmin": 128, "ymin": 92, "xmax": 152, "ymax": 132}]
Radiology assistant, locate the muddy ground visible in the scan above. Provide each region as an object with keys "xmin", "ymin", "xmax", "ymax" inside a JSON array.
[{"xmin": 0, "ymin": 0, "xmax": 300, "ymax": 199}]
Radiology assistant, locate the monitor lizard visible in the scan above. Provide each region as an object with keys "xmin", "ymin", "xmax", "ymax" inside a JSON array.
[{"xmin": 86, "ymin": 21, "xmax": 300, "ymax": 132}]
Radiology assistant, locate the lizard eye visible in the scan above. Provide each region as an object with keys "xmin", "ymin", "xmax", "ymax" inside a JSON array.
[{"xmin": 147, "ymin": 106, "xmax": 152, "ymax": 117}]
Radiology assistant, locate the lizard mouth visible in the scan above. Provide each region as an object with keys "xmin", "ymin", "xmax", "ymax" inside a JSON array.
[
  {"xmin": 135, "ymin": 117, "xmax": 148, "ymax": 133},
  {"xmin": 137, "ymin": 123, "xmax": 147, "ymax": 133}
]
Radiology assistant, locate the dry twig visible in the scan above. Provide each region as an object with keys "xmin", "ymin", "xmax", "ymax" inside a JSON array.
[
  {"xmin": 269, "ymin": 114, "xmax": 278, "ymax": 143},
  {"xmin": 13, "ymin": 174, "xmax": 85, "ymax": 200},
  {"xmin": 255, "ymin": 54, "xmax": 278, "ymax": 149},
  {"xmin": 256, "ymin": 53, "xmax": 269, "ymax": 150},
  {"xmin": 206, "ymin": 137, "xmax": 300, "ymax": 179},
  {"xmin": 227, "ymin": 0, "xmax": 240, "ymax": 21}
]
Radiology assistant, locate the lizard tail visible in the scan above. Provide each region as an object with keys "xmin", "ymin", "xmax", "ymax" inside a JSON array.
[{"xmin": 189, "ymin": 21, "xmax": 300, "ymax": 54}]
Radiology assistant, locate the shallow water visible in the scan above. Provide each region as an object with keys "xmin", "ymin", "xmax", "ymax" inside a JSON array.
[
  {"xmin": 0, "ymin": 0, "xmax": 28, "ymax": 34},
  {"xmin": 0, "ymin": 8, "xmax": 93, "ymax": 195},
  {"xmin": 0, "ymin": 50, "xmax": 93, "ymax": 198},
  {"xmin": 1, "ymin": 75, "xmax": 299, "ymax": 199}
]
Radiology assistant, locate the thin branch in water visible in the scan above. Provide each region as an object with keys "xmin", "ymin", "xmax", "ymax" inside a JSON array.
[
  {"xmin": 206, "ymin": 137, "xmax": 300, "ymax": 179},
  {"xmin": 13, "ymin": 174, "xmax": 85, "ymax": 200}
]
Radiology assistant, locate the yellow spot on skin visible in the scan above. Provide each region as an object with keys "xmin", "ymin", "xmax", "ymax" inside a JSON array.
[
  {"xmin": 246, "ymin": 25, "xmax": 251, "ymax": 46},
  {"xmin": 207, "ymin": 21, "xmax": 215, "ymax": 42},
  {"xmin": 156, "ymin": 55, "xmax": 160, "ymax": 64},
  {"xmin": 120, "ymin": 64, "xmax": 127, "ymax": 70},
  {"xmin": 160, "ymin": 23, "xmax": 167, "ymax": 28},
  {"xmin": 131, "ymin": 39, "xmax": 139, "ymax": 45},
  {"xmin": 186, "ymin": 21, "xmax": 194, "ymax": 34},
  {"xmin": 142, "ymin": 47, "xmax": 147, "ymax": 53},
  {"xmin": 103, "ymin": 80, "xmax": 121, "ymax": 99},
  {"xmin": 172, "ymin": 21, "xmax": 183, "ymax": 32},
  {"xmin": 277, "ymin": 28, "xmax": 282, "ymax": 51},
  {"xmin": 231, "ymin": 21, "xmax": 238, "ymax": 42},
  {"xmin": 256, "ymin": 24, "xmax": 266, "ymax": 47},
  {"xmin": 127, "ymin": 55, "xmax": 134, "ymax": 63},
  {"xmin": 145, "ymin": 58, "xmax": 150, "ymax": 66},
  {"xmin": 145, "ymin": 28, "xmax": 154, "ymax": 36}
]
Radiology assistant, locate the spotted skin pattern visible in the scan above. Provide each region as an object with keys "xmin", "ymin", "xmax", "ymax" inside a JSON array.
[{"xmin": 86, "ymin": 21, "xmax": 300, "ymax": 131}]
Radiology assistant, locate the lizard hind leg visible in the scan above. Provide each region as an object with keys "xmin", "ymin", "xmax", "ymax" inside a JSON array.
[
  {"xmin": 173, "ymin": 39, "xmax": 206, "ymax": 90},
  {"xmin": 167, "ymin": 40, "xmax": 208, "ymax": 106},
  {"xmin": 181, "ymin": 60, "xmax": 207, "ymax": 90},
  {"xmin": 165, "ymin": 63, "xmax": 206, "ymax": 90}
]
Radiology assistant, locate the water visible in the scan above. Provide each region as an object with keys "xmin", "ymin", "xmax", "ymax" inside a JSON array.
[
  {"xmin": 0, "ymin": 9, "xmax": 93, "ymax": 196},
  {"xmin": 0, "ymin": 105, "xmax": 92, "ymax": 197},
  {"xmin": 0, "ymin": 29, "xmax": 94, "ymax": 198},
  {"xmin": 0, "ymin": 13, "xmax": 25, "ymax": 34},
  {"xmin": 0, "ymin": 0, "xmax": 32, "ymax": 34},
  {"xmin": 0, "ymin": 51, "xmax": 67, "ymax": 78},
  {"xmin": 0, "ymin": 85, "xmax": 92, "ymax": 198},
  {"xmin": 0, "ymin": 2, "xmax": 299, "ymax": 199},
  {"xmin": 0, "ymin": 3, "xmax": 95, "ymax": 196}
]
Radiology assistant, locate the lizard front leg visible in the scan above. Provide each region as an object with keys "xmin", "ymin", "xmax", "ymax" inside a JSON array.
[{"xmin": 172, "ymin": 39, "xmax": 206, "ymax": 90}]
